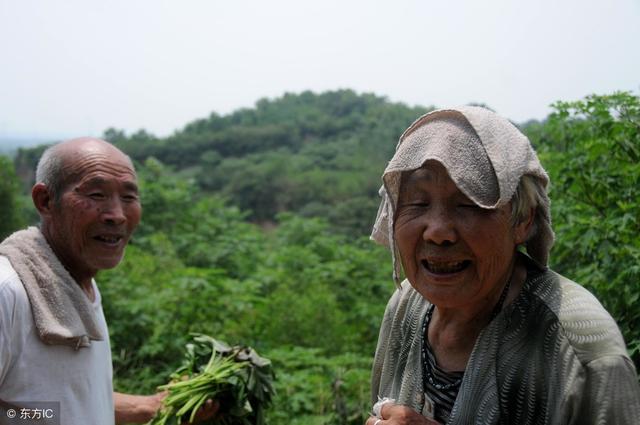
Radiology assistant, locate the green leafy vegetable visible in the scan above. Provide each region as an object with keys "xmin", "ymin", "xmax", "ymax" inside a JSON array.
[{"xmin": 149, "ymin": 334, "xmax": 275, "ymax": 425}]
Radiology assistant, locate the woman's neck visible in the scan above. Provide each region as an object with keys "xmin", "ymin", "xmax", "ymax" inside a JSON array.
[{"xmin": 428, "ymin": 256, "xmax": 527, "ymax": 371}]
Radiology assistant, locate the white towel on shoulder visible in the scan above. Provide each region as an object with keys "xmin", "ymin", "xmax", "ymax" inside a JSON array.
[{"xmin": 0, "ymin": 226, "xmax": 103, "ymax": 349}]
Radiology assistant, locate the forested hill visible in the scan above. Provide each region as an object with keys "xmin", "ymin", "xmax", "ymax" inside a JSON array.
[
  {"xmin": 18, "ymin": 90, "xmax": 431, "ymax": 234},
  {"xmin": 107, "ymin": 90, "xmax": 428, "ymax": 168},
  {"xmin": 107, "ymin": 90, "xmax": 430, "ymax": 233}
]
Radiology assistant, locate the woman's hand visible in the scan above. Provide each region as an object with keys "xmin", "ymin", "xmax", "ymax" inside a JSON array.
[{"xmin": 365, "ymin": 403, "xmax": 442, "ymax": 425}]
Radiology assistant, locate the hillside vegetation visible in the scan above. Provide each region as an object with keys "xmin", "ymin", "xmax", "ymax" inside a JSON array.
[
  {"xmin": 3, "ymin": 90, "xmax": 639, "ymax": 423},
  {"xmin": 103, "ymin": 90, "xmax": 430, "ymax": 235}
]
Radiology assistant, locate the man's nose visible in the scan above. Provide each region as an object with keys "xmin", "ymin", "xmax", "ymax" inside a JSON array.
[{"xmin": 101, "ymin": 197, "xmax": 126, "ymax": 225}]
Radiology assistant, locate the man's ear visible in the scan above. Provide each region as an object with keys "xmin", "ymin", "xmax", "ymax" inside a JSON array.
[
  {"xmin": 514, "ymin": 207, "xmax": 535, "ymax": 245},
  {"xmin": 32, "ymin": 183, "xmax": 54, "ymax": 217}
]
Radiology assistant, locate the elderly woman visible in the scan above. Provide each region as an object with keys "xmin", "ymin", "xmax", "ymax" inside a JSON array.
[{"xmin": 367, "ymin": 107, "xmax": 640, "ymax": 425}]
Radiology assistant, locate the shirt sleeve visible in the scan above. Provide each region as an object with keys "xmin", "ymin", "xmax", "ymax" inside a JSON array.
[
  {"xmin": 569, "ymin": 355, "xmax": 640, "ymax": 424},
  {"xmin": 370, "ymin": 287, "xmax": 403, "ymax": 406},
  {"xmin": 0, "ymin": 281, "xmax": 16, "ymax": 387}
]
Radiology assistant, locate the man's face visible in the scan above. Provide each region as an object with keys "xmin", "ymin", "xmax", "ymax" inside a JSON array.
[{"xmin": 47, "ymin": 145, "xmax": 141, "ymax": 279}]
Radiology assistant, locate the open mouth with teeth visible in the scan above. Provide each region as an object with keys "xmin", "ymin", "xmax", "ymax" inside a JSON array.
[
  {"xmin": 94, "ymin": 235, "xmax": 123, "ymax": 245},
  {"xmin": 421, "ymin": 259, "xmax": 471, "ymax": 274}
]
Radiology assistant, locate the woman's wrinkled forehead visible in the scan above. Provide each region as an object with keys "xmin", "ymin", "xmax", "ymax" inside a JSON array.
[
  {"xmin": 399, "ymin": 161, "xmax": 478, "ymax": 202},
  {"xmin": 404, "ymin": 162, "xmax": 448, "ymax": 183}
]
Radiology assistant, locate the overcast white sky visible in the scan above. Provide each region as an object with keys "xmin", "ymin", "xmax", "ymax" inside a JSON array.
[{"xmin": 1, "ymin": 0, "xmax": 639, "ymax": 141}]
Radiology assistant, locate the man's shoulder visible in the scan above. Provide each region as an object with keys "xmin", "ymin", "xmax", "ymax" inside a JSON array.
[
  {"xmin": 0, "ymin": 256, "xmax": 28, "ymax": 309},
  {"xmin": 0, "ymin": 256, "xmax": 19, "ymax": 289}
]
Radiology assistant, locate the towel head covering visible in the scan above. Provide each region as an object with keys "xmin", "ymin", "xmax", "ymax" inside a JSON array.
[{"xmin": 371, "ymin": 106, "xmax": 554, "ymax": 287}]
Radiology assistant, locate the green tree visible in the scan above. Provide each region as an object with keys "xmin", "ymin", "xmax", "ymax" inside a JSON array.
[
  {"xmin": 532, "ymin": 92, "xmax": 640, "ymax": 367},
  {"xmin": 0, "ymin": 156, "xmax": 25, "ymax": 239}
]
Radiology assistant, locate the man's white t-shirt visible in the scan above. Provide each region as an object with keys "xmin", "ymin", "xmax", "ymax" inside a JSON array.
[{"xmin": 0, "ymin": 256, "xmax": 114, "ymax": 425}]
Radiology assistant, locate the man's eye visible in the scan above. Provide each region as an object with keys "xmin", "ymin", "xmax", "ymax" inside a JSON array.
[
  {"xmin": 88, "ymin": 193, "xmax": 104, "ymax": 199},
  {"xmin": 122, "ymin": 194, "xmax": 139, "ymax": 202}
]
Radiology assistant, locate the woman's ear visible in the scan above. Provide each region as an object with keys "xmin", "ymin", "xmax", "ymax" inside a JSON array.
[
  {"xmin": 32, "ymin": 183, "xmax": 53, "ymax": 217},
  {"xmin": 514, "ymin": 207, "xmax": 535, "ymax": 245}
]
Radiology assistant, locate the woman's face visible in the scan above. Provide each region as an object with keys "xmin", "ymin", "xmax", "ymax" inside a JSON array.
[{"xmin": 394, "ymin": 161, "xmax": 529, "ymax": 309}]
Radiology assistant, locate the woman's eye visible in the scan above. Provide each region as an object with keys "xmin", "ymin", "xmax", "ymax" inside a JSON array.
[
  {"xmin": 400, "ymin": 201, "xmax": 429, "ymax": 209},
  {"xmin": 122, "ymin": 194, "xmax": 139, "ymax": 202}
]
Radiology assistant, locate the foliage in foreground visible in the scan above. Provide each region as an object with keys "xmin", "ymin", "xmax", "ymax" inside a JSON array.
[{"xmin": 150, "ymin": 335, "xmax": 274, "ymax": 425}]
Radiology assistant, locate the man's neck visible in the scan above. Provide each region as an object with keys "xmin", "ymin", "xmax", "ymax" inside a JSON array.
[{"xmin": 41, "ymin": 226, "xmax": 96, "ymax": 302}]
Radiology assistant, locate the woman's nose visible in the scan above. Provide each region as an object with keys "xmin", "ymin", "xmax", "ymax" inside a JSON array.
[{"xmin": 421, "ymin": 208, "xmax": 457, "ymax": 246}]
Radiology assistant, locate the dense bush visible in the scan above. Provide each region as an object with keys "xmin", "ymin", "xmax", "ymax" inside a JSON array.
[{"xmin": 527, "ymin": 92, "xmax": 640, "ymax": 366}]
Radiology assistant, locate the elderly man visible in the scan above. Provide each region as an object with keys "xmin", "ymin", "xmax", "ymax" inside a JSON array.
[{"xmin": 0, "ymin": 138, "xmax": 214, "ymax": 424}]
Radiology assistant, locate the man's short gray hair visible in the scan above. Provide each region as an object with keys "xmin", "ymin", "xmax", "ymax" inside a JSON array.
[
  {"xmin": 510, "ymin": 174, "xmax": 548, "ymax": 244},
  {"xmin": 35, "ymin": 139, "xmax": 135, "ymax": 205},
  {"xmin": 35, "ymin": 144, "xmax": 67, "ymax": 204}
]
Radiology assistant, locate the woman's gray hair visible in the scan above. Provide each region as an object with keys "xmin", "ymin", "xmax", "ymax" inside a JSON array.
[
  {"xmin": 35, "ymin": 144, "xmax": 67, "ymax": 204},
  {"xmin": 510, "ymin": 174, "xmax": 549, "ymax": 245}
]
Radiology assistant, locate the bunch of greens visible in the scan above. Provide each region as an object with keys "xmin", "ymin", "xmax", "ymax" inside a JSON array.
[{"xmin": 149, "ymin": 334, "xmax": 275, "ymax": 425}]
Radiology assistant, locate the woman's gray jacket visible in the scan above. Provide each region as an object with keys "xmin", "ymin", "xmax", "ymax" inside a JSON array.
[{"xmin": 371, "ymin": 263, "xmax": 640, "ymax": 424}]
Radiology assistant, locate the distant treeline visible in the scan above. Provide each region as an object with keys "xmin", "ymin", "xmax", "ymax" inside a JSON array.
[{"xmin": 14, "ymin": 90, "xmax": 432, "ymax": 235}]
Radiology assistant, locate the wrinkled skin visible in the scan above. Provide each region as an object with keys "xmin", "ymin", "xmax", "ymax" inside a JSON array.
[
  {"xmin": 32, "ymin": 138, "xmax": 141, "ymax": 296},
  {"xmin": 394, "ymin": 160, "xmax": 529, "ymax": 316}
]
